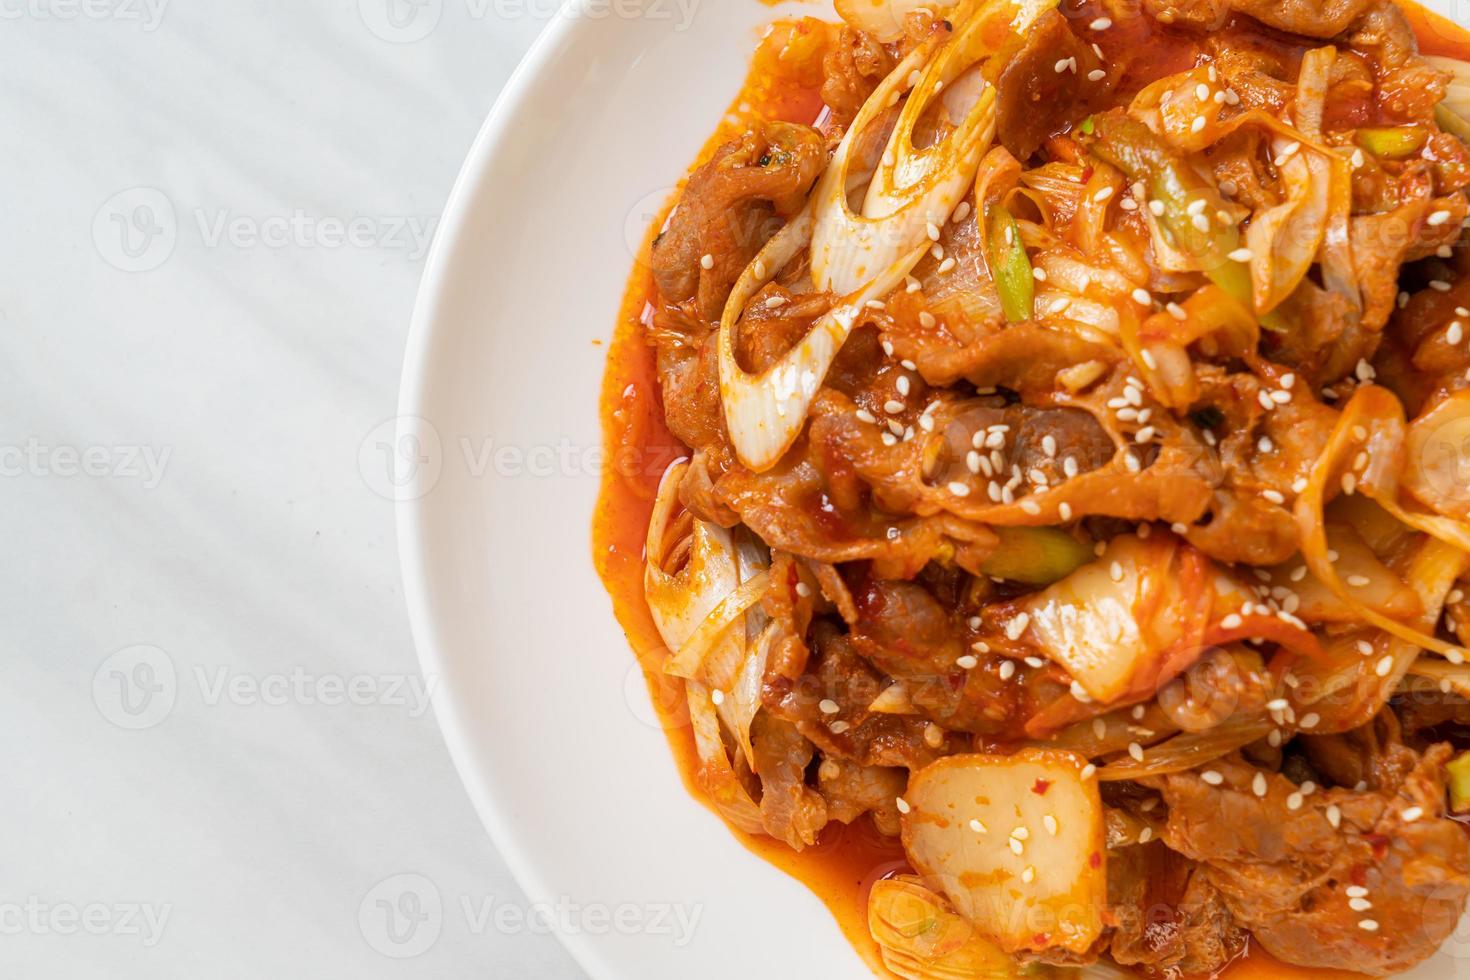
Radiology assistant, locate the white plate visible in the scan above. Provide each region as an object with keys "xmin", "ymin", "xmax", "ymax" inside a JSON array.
[{"xmin": 398, "ymin": 1, "xmax": 1470, "ymax": 977}]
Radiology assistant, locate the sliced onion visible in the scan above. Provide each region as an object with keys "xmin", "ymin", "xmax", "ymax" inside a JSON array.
[
  {"xmin": 811, "ymin": 0, "xmax": 1018, "ymax": 296},
  {"xmin": 686, "ymin": 679, "xmax": 765, "ymax": 836},
  {"xmin": 721, "ymin": 620, "xmax": 775, "ymax": 770},
  {"xmin": 663, "ymin": 572, "xmax": 770, "ymax": 680},
  {"xmin": 1406, "ymin": 656, "xmax": 1470, "ymax": 699},
  {"xmin": 1095, "ymin": 716, "xmax": 1273, "ymax": 781},
  {"xmin": 868, "ymin": 876, "xmax": 1024, "ymax": 979},
  {"xmin": 1401, "ymin": 390, "xmax": 1470, "ymax": 522},
  {"xmin": 834, "ymin": 0, "xmax": 961, "ymax": 42},
  {"xmin": 645, "ymin": 460, "xmax": 741, "ymax": 659},
  {"xmin": 1245, "ymin": 140, "xmax": 1327, "ymax": 314},
  {"xmin": 717, "ymin": 215, "xmax": 918, "ymax": 472},
  {"xmin": 1293, "ymin": 387, "xmax": 1470, "ymax": 664}
]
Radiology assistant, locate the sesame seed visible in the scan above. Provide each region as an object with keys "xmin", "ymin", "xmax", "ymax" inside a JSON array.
[
  {"xmin": 1191, "ymin": 213, "xmax": 1210, "ymax": 231},
  {"xmin": 1020, "ymin": 499, "xmax": 1042, "ymax": 515},
  {"xmin": 1263, "ymin": 489, "xmax": 1285, "ymax": 505},
  {"xmin": 1195, "ymin": 83, "xmax": 1210, "ymax": 100},
  {"xmin": 1090, "ymin": 15, "xmax": 1112, "ymax": 28},
  {"xmin": 711, "ymin": 689, "xmax": 725, "ymax": 705},
  {"xmin": 796, "ymin": 582, "xmax": 812, "ymax": 597},
  {"xmin": 1011, "ymin": 826, "xmax": 1030, "ymax": 841},
  {"xmin": 1054, "ymin": 58, "xmax": 1071, "ymax": 73},
  {"xmin": 1429, "ymin": 210, "xmax": 1452, "ymax": 226},
  {"xmin": 1132, "ymin": 287, "xmax": 1152, "ymax": 305},
  {"xmin": 1202, "ymin": 770, "xmax": 1224, "ymax": 786},
  {"xmin": 1403, "ymin": 806, "xmax": 1424, "ymax": 823},
  {"xmin": 1431, "ymin": 279, "xmax": 1453, "ymax": 292},
  {"xmin": 1347, "ymin": 885, "xmax": 1368, "ymax": 898},
  {"xmin": 1258, "ymin": 390, "xmax": 1276, "ymax": 411},
  {"xmin": 881, "ymin": 432, "xmax": 897, "ymax": 446},
  {"xmin": 829, "ymin": 720, "xmax": 850, "ymax": 733},
  {"xmin": 1228, "ymin": 247, "xmax": 1252, "ymax": 262},
  {"xmin": 956, "ymin": 654, "xmax": 979, "ymax": 669},
  {"xmin": 700, "ymin": 254, "xmax": 714, "ymax": 270},
  {"xmin": 1129, "ymin": 742, "xmax": 1145, "ymax": 762},
  {"xmin": 999, "ymin": 660, "xmax": 1016, "ymax": 681},
  {"xmin": 1191, "ymin": 115, "xmax": 1207, "ymax": 133},
  {"xmin": 1021, "ymin": 865, "xmax": 1036, "ymax": 883},
  {"xmin": 1167, "ymin": 302, "xmax": 1187, "ymax": 320},
  {"xmin": 1252, "ymin": 772, "xmax": 1268, "ymax": 797},
  {"xmin": 1087, "ymin": 68, "xmax": 1106, "ymax": 82},
  {"xmin": 1347, "ymin": 574, "xmax": 1371, "ymax": 588},
  {"xmin": 1287, "ymin": 792, "xmax": 1303, "ymax": 811},
  {"xmin": 1375, "ymin": 654, "xmax": 1394, "ymax": 678},
  {"xmin": 1327, "ymin": 804, "xmax": 1342, "ymax": 828},
  {"xmin": 937, "ymin": 257, "xmax": 956, "ymax": 274},
  {"xmin": 1006, "ymin": 612, "xmax": 1031, "ymax": 640},
  {"xmin": 1359, "ymin": 919, "xmax": 1379, "ymax": 932},
  {"xmin": 1350, "ymin": 897, "xmax": 1373, "ymax": 912},
  {"xmin": 855, "ymin": 409, "xmax": 876, "ymax": 424},
  {"xmin": 1221, "ymin": 613, "xmax": 1244, "ymax": 630},
  {"xmin": 884, "ymin": 399, "xmax": 904, "ymax": 414},
  {"xmin": 896, "ymin": 796, "xmax": 910, "ymax": 814},
  {"xmin": 1081, "ymin": 763, "xmax": 1097, "ymax": 780},
  {"xmin": 1094, "ymin": 186, "xmax": 1115, "ymax": 203},
  {"xmin": 1450, "ymin": 322, "xmax": 1465, "ymax": 345},
  {"xmin": 1300, "ymin": 713, "xmax": 1320, "ymax": 729},
  {"xmin": 1139, "ymin": 826, "xmax": 1154, "ymax": 843},
  {"xmin": 1259, "ymin": 436, "xmax": 1274, "ymax": 453},
  {"xmin": 1071, "ymin": 680, "xmax": 1092, "ymax": 702},
  {"xmin": 1009, "ymin": 837, "xmax": 1025, "ymax": 855},
  {"xmin": 896, "ymin": 375, "xmax": 911, "ymax": 396}
]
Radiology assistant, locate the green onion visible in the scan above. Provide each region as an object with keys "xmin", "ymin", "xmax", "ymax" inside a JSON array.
[
  {"xmin": 980, "ymin": 527, "xmax": 1093, "ymax": 585},
  {"xmin": 1448, "ymin": 751, "xmax": 1470, "ymax": 813},
  {"xmin": 987, "ymin": 204, "xmax": 1033, "ymax": 323},
  {"xmin": 1355, "ymin": 126, "xmax": 1430, "ymax": 159}
]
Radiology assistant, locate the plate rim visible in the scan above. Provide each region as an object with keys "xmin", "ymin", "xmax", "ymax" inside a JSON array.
[{"xmin": 394, "ymin": 5, "xmax": 615, "ymax": 978}]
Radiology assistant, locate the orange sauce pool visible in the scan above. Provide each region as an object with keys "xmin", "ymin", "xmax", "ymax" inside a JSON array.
[{"xmin": 591, "ymin": 6, "xmax": 1470, "ymax": 978}]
